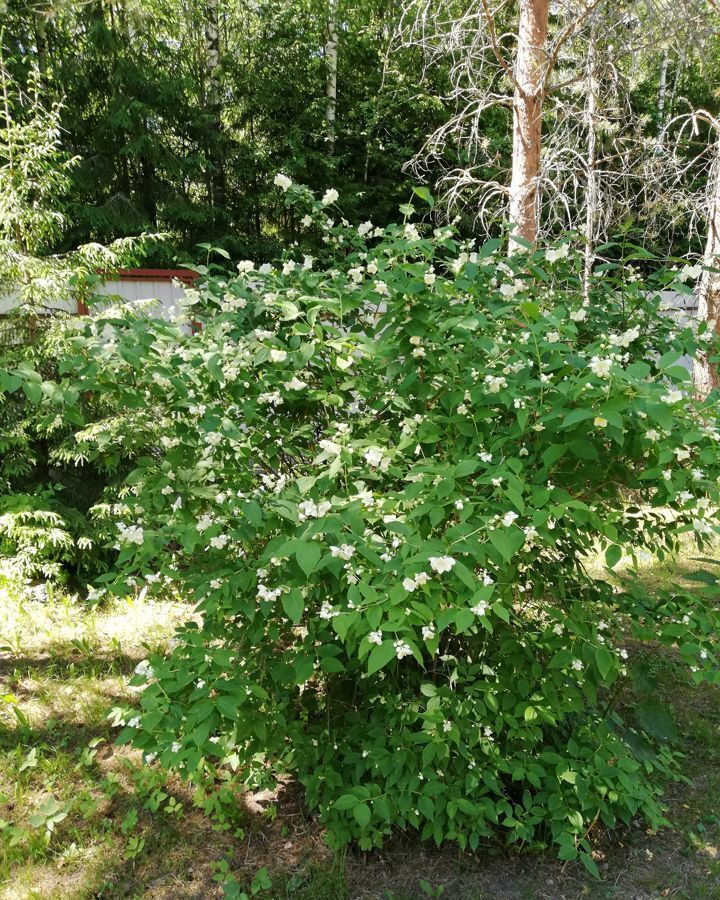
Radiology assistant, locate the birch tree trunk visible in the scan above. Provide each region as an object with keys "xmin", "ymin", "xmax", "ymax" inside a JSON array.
[
  {"xmin": 693, "ymin": 136, "xmax": 720, "ymax": 397},
  {"xmin": 583, "ymin": 22, "xmax": 599, "ymax": 299},
  {"xmin": 507, "ymin": 0, "xmax": 549, "ymax": 254},
  {"xmin": 205, "ymin": 0, "xmax": 225, "ymax": 215},
  {"xmin": 325, "ymin": 0, "xmax": 338, "ymax": 155}
]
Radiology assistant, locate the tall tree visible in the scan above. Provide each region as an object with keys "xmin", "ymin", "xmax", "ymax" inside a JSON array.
[
  {"xmin": 506, "ymin": 0, "xmax": 549, "ymax": 251},
  {"xmin": 205, "ymin": 0, "xmax": 225, "ymax": 217},
  {"xmin": 325, "ymin": 0, "xmax": 338, "ymax": 154}
]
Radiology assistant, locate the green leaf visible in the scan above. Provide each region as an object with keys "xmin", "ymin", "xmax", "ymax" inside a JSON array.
[
  {"xmin": 334, "ymin": 793, "xmax": 358, "ymax": 811},
  {"xmin": 519, "ymin": 301, "xmax": 540, "ymax": 321},
  {"xmin": 22, "ymin": 382, "xmax": 42, "ymax": 404},
  {"xmin": 561, "ymin": 408, "xmax": 595, "ymax": 429},
  {"xmin": 295, "ymin": 541, "xmax": 321, "ymax": 576},
  {"xmin": 605, "ymin": 545, "xmax": 622, "ymax": 568},
  {"xmin": 367, "ymin": 641, "xmax": 396, "ymax": 675},
  {"xmin": 595, "ymin": 647, "xmax": 613, "ymax": 680},
  {"xmin": 635, "ymin": 697, "xmax": 678, "ymax": 742},
  {"xmin": 488, "ymin": 527, "xmax": 525, "ymax": 562},
  {"xmin": 216, "ymin": 695, "xmax": 238, "ymax": 720},
  {"xmin": 454, "ymin": 608, "xmax": 475, "ymax": 633},
  {"xmin": 353, "ymin": 802, "xmax": 371, "ymax": 828},
  {"xmin": 412, "ymin": 186, "xmax": 435, "ymax": 208},
  {"xmin": 281, "ymin": 589, "xmax": 304, "ymax": 624}
]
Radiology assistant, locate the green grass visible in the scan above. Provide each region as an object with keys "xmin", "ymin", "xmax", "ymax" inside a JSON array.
[{"xmin": 1, "ymin": 551, "xmax": 719, "ymax": 900}]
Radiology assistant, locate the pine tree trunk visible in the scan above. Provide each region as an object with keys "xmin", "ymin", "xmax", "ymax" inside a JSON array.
[
  {"xmin": 325, "ymin": 0, "xmax": 338, "ymax": 155},
  {"xmin": 693, "ymin": 137, "xmax": 720, "ymax": 397},
  {"xmin": 508, "ymin": 0, "xmax": 549, "ymax": 254},
  {"xmin": 508, "ymin": 0, "xmax": 548, "ymax": 253}
]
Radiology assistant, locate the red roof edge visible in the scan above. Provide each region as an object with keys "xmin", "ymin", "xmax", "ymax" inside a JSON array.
[{"xmin": 100, "ymin": 268, "xmax": 200, "ymax": 284}]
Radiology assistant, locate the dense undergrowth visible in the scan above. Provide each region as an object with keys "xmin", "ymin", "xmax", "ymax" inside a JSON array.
[{"xmin": 1, "ymin": 182, "xmax": 720, "ymax": 876}]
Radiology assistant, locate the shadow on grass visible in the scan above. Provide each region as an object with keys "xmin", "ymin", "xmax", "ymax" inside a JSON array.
[{"xmin": 0, "ymin": 648, "xmax": 144, "ymax": 679}]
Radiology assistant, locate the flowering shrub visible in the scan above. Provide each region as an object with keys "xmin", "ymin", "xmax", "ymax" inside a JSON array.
[{"xmin": 5, "ymin": 181, "xmax": 720, "ymax": 872}]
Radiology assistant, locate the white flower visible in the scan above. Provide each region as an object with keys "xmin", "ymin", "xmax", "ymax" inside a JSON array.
[
  {"xmin": 424, "ymin": 269, "xmax": 436, "ymax": 287},
  {"xmin": 364, "ymin": 446, "xmax": 386, "ymax": 468},
  {"xmin": 196, "ymin": 679, "xmax": 205, "ymax": 689},
  {"xmin": 443, "ymin": 720, "xmax": 452, "ymax": 733},
  {"xmin": 394, "ymin": 639, "xmax": 412, "ymax": 659},
  {"xmin": 171, "ymin": 741, "xmax": 181, "ymax": 753},
  {"xmin": 484, "ymin": 375, "xmax": 507, "ymax": 393},
  {"xmin": 471, "ymin": 600, "xmax": 488, "ymax": 616},
  {"xmin": 429, "ymin": 556, "xmax": 456, "ymax": 573},
  {"xmin": 589, "ymin": 356, "xmax": 612, "ymax": 378},
  {"xmin": 368, "ymin": 630, "xmax": 383, "ymax": 645},
  {"xmin": 269, "ymin": 348, "xmax": 287, "ymax": 363},
  {"xmin": 373, "ymin": 280, "xmax": 389, "ymax": 296},
  {"xmin": 330, "ymin": 543, "xmax": 355, "ymax": 561},
  {"xmin": 274, "ymin": 173, "xmax": 292, "ymax": 191},
  {"xmin": 282, "ymin": 260, "xmax": 296, "ymax": 275},
  {"xmin": 661, "ymin": 390, "xmax": 683, "ymax": 404},
  {"xmin": 134, "ymin": 660, "xmax": 154, "ymax": 679},
  {"xmin": 694, "ymin": 518, "xmax": 714, "ymax": 535},
  {"xmin": 301, "ymin": 214, "xmax": 313, "ymax": 228},
  {"xmin": 594, "ymin": 416, "xmax": 608, "ymax": 428},
  {"xmin": 322, "ymin": 188, "xmax": 339, "ymax": 206},
  {"xmin": 501, "ymin": 511, "xmax": 519, "ymax": 527},
  {"xmin": 610, "ymin": 326, "xmax": 640, "ymax": 348},
  {"xmin": 284, "ymin": 377, "xmax": 307, "ymax": 390},
  {"xmin": 571, "ymin": 659, "xmax": 584, "ymax": 671},
  {"xmin": 357, "ymin": 220, "xmax": 373, "ymax": 237},
  {"xmin": 499, "ymin": 281, "xmax": 522, "ymax": 298},
  {"xmin": 298, "ymin": 499, "xmax": 332, "ymax": 520},
  {"xmin": 545, "ymin": 244, "xmax": 570, "ymax": 262},
  {"xmin": 210, "ymin": 534, "xmax": 229, "ymax": 550},
  {"xmin": 403, "ymin": 577, "xmax": 418, "ymax": 592},
  {"xmin": 319, "ymin": 439, "xmax": 342, "ymax": 456},
  {"xmin": 303, "ymin": 254, "xmax": 314, "ymax": 269},
  {"xmin": 570, "ymin": 309, "xmax": 586, "ymax": 322},
  {"xmin": 117, "ymin": 523, "xmax": 144, "ymax": 545},
  {"xmin": 197, "ymin": 515, "xmax": 213, "ymax": 532},
  {"xmin": 478, "ymin": 451, "xmax": 492, "ymax": 463},
  {"xmin": 421, "ymin": 624, "xmax": 435, "ymax": 640},
  {"xmin": 414, "ymin": 572, "xmax": 429, "ymax": 586},
  {"xmin": 127, "ymin": 716, "xmax": 141, "ymax": 728},
  {"xmin": 319, "ymin": 601, "xmax": 339, "ymax": 619},
  {"xmin": 679, "ymin": 263, "xmax": 702, "ymax": 282},
  {"xmin": 237, "ymin": 259, "xmax": 255, "ymax": 273}
]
